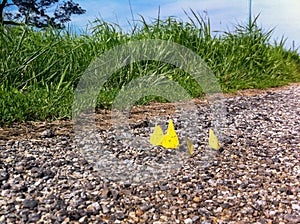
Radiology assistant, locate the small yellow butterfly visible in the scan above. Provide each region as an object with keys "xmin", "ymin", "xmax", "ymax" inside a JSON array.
[
  {"xmin": 209, "ymin": 129, "xmax": 220, "ymax": 150},
  {"xmin": 161, "ymin": 119, "xmax": 179, "ymax": 149},
  {"xmin": 185, "ymin": 136, "xmax": 194, "ymax": 156},
  {"xmin": 150, "ymin": 119, "xmax": 179, "ymax": 149},
  {"xmin": 150, "ymin": 124, "xmax": 164, "ymax": 146}
]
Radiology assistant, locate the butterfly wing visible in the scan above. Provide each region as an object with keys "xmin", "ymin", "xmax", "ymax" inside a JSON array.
[
  {"xmin": 186, "ymin": 136, "xmax": 194, "ymax": 156},
  {"xmin": 161, "ymin": 119, "xmax": 179, "ymax": 149},
  {"xmin": 150, "ymin": 124, "xmax": 164, "ymax": 146},
  {"xmin": 209, "ymin": 129, "xmax": 220, "ymax": 150}
]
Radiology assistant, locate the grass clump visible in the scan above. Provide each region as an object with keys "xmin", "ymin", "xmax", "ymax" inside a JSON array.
[
  {"xmin": 212, "ymin": 18, "xmax": 300, "ymax": 91},
  {"xmin": 0, "ymin": 86, "xmax": 73, "ymax": 123},
  {"xmin": 0, "ymin": 11, "xmax": 299, "ymax": 125}
]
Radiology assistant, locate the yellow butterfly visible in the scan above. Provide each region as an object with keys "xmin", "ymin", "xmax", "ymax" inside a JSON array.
[
  {"xmin": 209, "ymin": 129, "xmax": 220, "ymax": 150},
  {"xmin": 161, "ymin": 119, "xmax": 179, "ymax": 149},
  {"xmin": 150, "ymin": 124, "xmax": 164, "ymax": 146},
  {"xmin": 186, "ymin": 136, "xmax": 194, "ymax": 156},
  {"xmin": 150, "ymin": 119, "xmax": 179, "ymax": 149}
]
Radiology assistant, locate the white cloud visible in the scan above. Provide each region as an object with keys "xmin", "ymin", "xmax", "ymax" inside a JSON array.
[{"xmin": 253, "ymin": 0, "xmax": 300, "ymax": 50}]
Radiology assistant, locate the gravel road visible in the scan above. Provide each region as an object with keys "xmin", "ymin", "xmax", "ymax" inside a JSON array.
[{"xmin": 0, "ymin": 83, "xmax": 299, "ymax": 223}]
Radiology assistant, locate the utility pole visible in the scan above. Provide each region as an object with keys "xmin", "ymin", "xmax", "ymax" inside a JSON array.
[{"xmin": 248, "ymin": 0, "xmax": 252, "ymax": 24}]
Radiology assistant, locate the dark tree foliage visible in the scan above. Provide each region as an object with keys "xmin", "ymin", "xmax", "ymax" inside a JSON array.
[{"xmin": 0, "ymin": 0, "xmax": 86, "ymax": 29}]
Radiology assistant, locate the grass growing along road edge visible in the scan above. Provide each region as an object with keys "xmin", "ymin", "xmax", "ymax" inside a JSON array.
[{"xmin": 1, "ymin": 12, "xmax": 300, "ymax": 125}]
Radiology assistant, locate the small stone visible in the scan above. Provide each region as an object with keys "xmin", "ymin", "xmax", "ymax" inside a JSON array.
[
  {"xmin": 236, "ymin": 179, "xmax": 242, "ymax": 184},
  {"xmin": 214, "ymin": 207, "xmax": 223, "ymax": 213},
  {"xmin": 153, "ymin": 214, "xmax": 159, "ymax": 221},
  {"xmin": 292, "ymin": 204, "xmax": 300, "ymax": 210},
  {"xmin": 128, "ymin": 211, "xmax": 136, "ymax": 218},
  {"xmin": 193, "ymin": 196, "xmax": 201, "ymax": 203},
  {"xmin": 172, "ymin": 188, "xmax": 179, "ymax": 196},
  {"xmin": 159, "ymin": 184, "xmax": 169, "ymax": 191},
  {"xmin": 28, "ymin": 213, "xmax": 40, "ymax": 222},
  {"xmin": 256, "ymin": 200, "xmax": 266, "ymax": 206},
  {"xmin": 140, "ymin": 205, "xmax": 151, "ymax": 212},
  {"xmin": 4, "ymin": 157, "xmax": 13, "ymax": 163},
  {"xmin": 184, "ymin": 218, "xmax": 193, "ymax": 224},
  {"xmin": 86, "ymin": 202, "xmax": 100, "ymax": 214},
  {"xmin": 101, "ymin": 204, "xmax": 109, "ymax": 214},
  {"xmin": 19, "ymin": 209, "xmax": 29, "ymax": 221},
  {"xmin": 91, "ymin": 202, "xmax": 100, "ymax": 210},
  {"xmin": 222, "ymin": 203, "xmax": 232, "ymax": 209},
  {"xmin": 15, "ymin": 165, "xmax": 25, "ymax": 173},
  {"xmin": 208, "ymin": 179, "xmax": 217, "ymax": 186},
  {"xmin": 212, "ymin": 161, "xmax": 219, "ymax": 166},
  {"xmin": 136, "ymin": 209, "xmax": 143, "ymax": 217},
  {"xmin": 160, "ymin": 215, "xmax": 168, "ymax": 221},
  {"xmin": 6, "ymin": 140, "xmax": 15, "ymax": 146},
  {"xmin": 182, "ymin": 176, "xmax": 190, "ymax": 183},
  {"xmin": 192, "ymin": 216, "xmax": 200, "ymax": 222},
  {"xmin": 79, "ymin": 216, "xmax": 87, "ymax": 223},
  {"xmin": 284, "ymin": 214, "xmax": 300, "ymax": 223},
  {"xmin": 0, "ymin": 216, "xmax": 5, "ymax": 222},
  {"xmin": 0, "ymin": 170, "xmax": 9, "ymax": 181},
  {"xmin": 41, "ymin": 129, "xmax": 55, "ymax": 138},
  {"xmin": 23, "ymin": 199, "xmax": 38, "ymax": 209},
  {"xmin": 62, "ymin": 217, "xmax": 70, "ymax": 224},
  {"xmin": 115, "ymin": 211, "xmax": 125, "ymax": 220},
  {"xmin": 205, "ymin": 200, "xmax": 213, "ymax": 203}
]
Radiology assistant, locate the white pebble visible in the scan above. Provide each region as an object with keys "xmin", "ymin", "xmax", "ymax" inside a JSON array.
[
  {"xmin": 184, "ymin": 218, "xmax": 193, "ymax": 224},
  {"xmin": 292, "ymin": 204, "xmax": 300, "ymax": 210}
]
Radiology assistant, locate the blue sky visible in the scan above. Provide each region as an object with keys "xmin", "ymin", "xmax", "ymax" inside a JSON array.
[
  {"xmin": 69, "ymin": 0, "xmax": 300, "ymax": 52},
  {"xmin": 5, "ymin": 0, "xmax": 300, "ymax": 51}
]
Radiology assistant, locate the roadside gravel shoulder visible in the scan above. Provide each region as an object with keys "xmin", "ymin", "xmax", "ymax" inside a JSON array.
[{"xmin": 0, "ymin": 83, "xmax": 299, "ymax": 223}]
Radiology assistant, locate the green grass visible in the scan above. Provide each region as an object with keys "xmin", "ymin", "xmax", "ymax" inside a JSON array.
[{"xmin": 1, "ymin": 11, "xmax": 300, "ymax": 125}]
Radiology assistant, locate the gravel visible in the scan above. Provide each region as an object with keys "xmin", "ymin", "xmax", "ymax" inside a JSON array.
[{"xmin": 0, "ymin": 84, "xmax": 299, "ymax": 223}]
